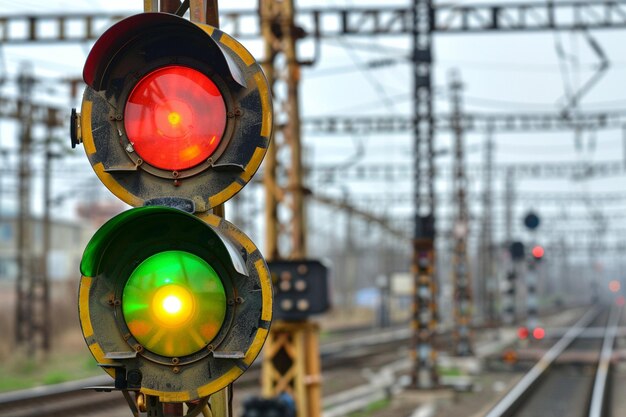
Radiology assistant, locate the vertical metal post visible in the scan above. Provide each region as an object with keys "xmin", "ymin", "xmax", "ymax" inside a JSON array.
[
  {"xmin": 480, "ymin": 132, "xmax": 496, "ymax": 324},
  {"xmin": 526, "ymin": 239, "xmax": 539, "ymax": 332},
  {"xmin": 449, "ymin": 70, "xmax": 473, "ymax": 356},
  {"xmin": 261, "ymin": 1, "xmax": 279, "ymax": 262},
  {"xmin": 190, "ymin": 0, "xmax": 220, "ymax": 27},
  {"xmin": 410, "ymin": 0, "xmax": 438, "ymax": 388},
  {"xmin": 15, "ymin": 64, "xmax": 35, "ymax": 354},
  {"xmin": 260, "ymin": 1, "xmax": 320, "ymax": 415},
  {"xmin": 502, "ymin": 169, "xmax": 516, "ymax": 325},
  {"xmin": 41, "ymin": 124, "xmax": 54, "ymax": 353}
]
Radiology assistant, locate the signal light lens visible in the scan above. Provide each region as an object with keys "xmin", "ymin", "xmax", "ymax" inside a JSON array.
[
  {"xmin": 531, "ymin": 245, "xmax": 544, "ymax": 259},
  {"xmin": 124, "ymin": 65, "xmax": 226, "ymax": 171},
  {"xmin": 122, "ymin": 250, "xmax": 227, "ymax": 357},
  {"xmin": 532, "ymin": 327, "xmax": 545, "ymax": 340},
  {"xmin": 517, "ymin": 327, "xmax": 529, "ymax": 340},
  {"xmin": 609, "ymin": 280, "xmax": 621, "ymax": 293}
]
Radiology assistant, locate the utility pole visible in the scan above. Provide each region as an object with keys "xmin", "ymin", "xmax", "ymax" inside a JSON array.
[
  {"xmin": 410, "ymin": 0, "xmax": 438, "ymax": 389},
  {"xmin": 449, "ymin": 70, "xmax": 473, "ymax": 356},
  {"xmin": 14, "ymin": 64, "xmax": 38, "ymax": 355},
  {"xmin": 260, "ymin": 1, "xmax": 321, "ymax": 416},
  {"xmin": 480, "ymin": 132, "xmax": 496, "ymax": 324},
  {"xmin": 40, "ymin": 118, "xmax": 57, "ymax": 353},
  {"xmin": 502, "ymin": 169, "xmax": 517, "ymax": 325},
  {"xmin": 343, "ymin": 192, "xmax": 357, "ymax": 316}
]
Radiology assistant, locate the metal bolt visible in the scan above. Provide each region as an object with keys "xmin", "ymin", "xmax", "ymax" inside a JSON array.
[
  {"xmin": 172, "ymin": 357, "xmax": 180, "ymax": 365},
  {"xmin": 235, "ymin": 296, "xmax": 244, "ymax": 304},
  {"xmin": 172, "ymin": 366, "xmax": 180, "ymax": 374},
  {"xmin": 135, "ymin": 344, "xmax": 144, "ymax": 352}
]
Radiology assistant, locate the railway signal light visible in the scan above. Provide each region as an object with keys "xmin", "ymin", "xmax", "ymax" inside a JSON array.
[
  {"xmin": 269, "ymin": 260, "xmax": 330, "ymax": 321},
  {"xmin": 71, "ymin": 12, "xmax": 271, "ymax": 211},
  {"xmin": 78, "ymin": 207, "xmax": 272, "ymax": 401},
  {"xmin": 531, "ymin": 245, "xmax": 544, "ymax": 260},
  {"xmin": 517, "ymin": 327, "xmax": 529, "ymax": 340},
  {"xmin": 532, "ymin": 327, "xmax": 545, "ymax": 340},
  {"xmin": 72, "ymin": 12, "xmax": 273, "ymax": 404},
  {"xmin": 509, "ymin": 241, "xmax": 525, "ymax": 261},
  {"xmin": 524, "ymin": 212, "xmax": 540, "ymax": 230}
]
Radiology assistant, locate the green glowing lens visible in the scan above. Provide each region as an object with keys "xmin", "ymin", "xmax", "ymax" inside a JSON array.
[{"xmin": 122, "ymin": 250, "xmax": 227, "ymax": 357}]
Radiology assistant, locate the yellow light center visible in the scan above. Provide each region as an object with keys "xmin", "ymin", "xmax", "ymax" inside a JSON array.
[
  {"xmin": 162, "ymin": 295, "xmax": 182, "ymax": 314},
  {"xmin": 168, "ymin": 111, "xmax": 181, "ymax": 126},
  {"xmin": 152, "ymin": 285, "xmax": 194, "ymax": 327}
]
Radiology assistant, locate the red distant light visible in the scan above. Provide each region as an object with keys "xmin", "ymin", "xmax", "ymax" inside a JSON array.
[
  {"xmin": 531, "ymin": 245, "xmax": 544, "ymax": 259},
  {"xmin": 617, "ymin": 296, "xmax": 625, "ymax": 307},
  {"xmin": 609, "ymin": 280, "xmax": 621, "ymax": 293},
  {"xmin": 532, "ymin": 327, "xmax": 545, "ymax": 340},
  {"xmin": 124, "ymin": 65, "xmax": 226, "ymax": 171},
  {"xmin": 517, "ymin": 327, "xmax": 529, "ymax": 340}
]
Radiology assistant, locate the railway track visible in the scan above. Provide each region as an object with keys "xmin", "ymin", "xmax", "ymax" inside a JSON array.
[
  {"xmin": 0, "ymin": 307, "xmax": 593, "ymax": 417},
  {"xmin": 0, "ymin": 325, "xmax": 411, "ymax": 417},
  {"xmin": 485, "ymin": 306, "xmax": 621, "ymax": 417}
]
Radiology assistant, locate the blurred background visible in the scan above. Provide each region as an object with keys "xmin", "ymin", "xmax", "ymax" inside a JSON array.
[{"xmin": 0, "ymin": 0, "xmax": 625, "ymax": 416}]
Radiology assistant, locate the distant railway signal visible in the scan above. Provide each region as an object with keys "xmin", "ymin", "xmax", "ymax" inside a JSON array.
[
  {"xmin": 517, "ymin": 327, "xmax": 529, "ymax": 340},
  {"xmin": 524, "ymin": 212, "xmax": 540, "ymax": 230},
  {"xmin": 532, "ymin": 327, "xmax": 546, "ymax": 340},
  {"xmin": 71, "ymin": 11, "xmax": 273, "ymax": 408},
  {"xmin": 269, "ymin": 260, "xmax": 330, "ymax": 321},
  {"xmin": 531, "ymin": 245, "xmax": 545, "ymax": 260},
  {"xmin": 509, "ymin": 241, "xmax": 525, "ymax": 261}
]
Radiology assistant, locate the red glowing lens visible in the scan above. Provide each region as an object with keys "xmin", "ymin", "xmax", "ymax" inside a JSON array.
[
  {"xmin": 532, "ymin": 327, "xmax": 545, "ymax": 340},
  {"xmin": 124, "ymin": 66, "xmax": 226, "ymax": 171},
  {"xmin": 517, "ymin": 327, "xmax": 529, "ymax": 340},
  {"xmin": 532, "ymin": 246, "xmax": 544, "ymax": 259}
]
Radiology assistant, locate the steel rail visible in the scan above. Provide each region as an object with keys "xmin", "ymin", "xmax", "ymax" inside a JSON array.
[
  {"xmin": 588, "ymin": 306, "xmax": 621, "ymax": 417},
  {"xmin": 484, "ymin": 307, "xmax": 600, "ymax": 417},
  {"xmin": 0, "ymin": 325, "xmax": 411, "ymax": 415}
]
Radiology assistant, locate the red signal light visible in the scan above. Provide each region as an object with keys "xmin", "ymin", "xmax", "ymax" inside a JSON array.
[
  {"xmin": 532, "ymin": 327, "xmax": 545, "ymax": 340},
  {"xmin": 517, "ymin": 327, "xmax": 529, "ymax": 340},
  {"xmin": 609, "ymin": 280, "xmax": 621, "ymax": 293},
  {"xmin": 124, "ymin": 65, "xmax": 226, "ymax": 171},
  {"xmin": 531, "ymin": 245, "xmax": 544, "ymax": 259}
]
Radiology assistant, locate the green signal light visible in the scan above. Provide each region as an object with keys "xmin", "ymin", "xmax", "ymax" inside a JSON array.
[{"xmin": 122, "ymin": 250, "xmax": 227, "ymax": 358}]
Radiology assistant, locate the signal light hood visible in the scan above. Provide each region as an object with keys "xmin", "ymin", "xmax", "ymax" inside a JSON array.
[
  {"xmin": 80, "ymin": 206, "xmax": 249, "ymax": 278},
  {"xmin": 83, "ymin": 13, "xmax": 246, "ymax": 90}
]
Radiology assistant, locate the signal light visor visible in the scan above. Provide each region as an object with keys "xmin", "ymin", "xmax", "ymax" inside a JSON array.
[
  {"xmin": 124, "ymin": 65, "xmax": 226, "ymax": 171},
  {"xmin": 122, "ymin": 250, "xmax": 227, "ymax": 357}
]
